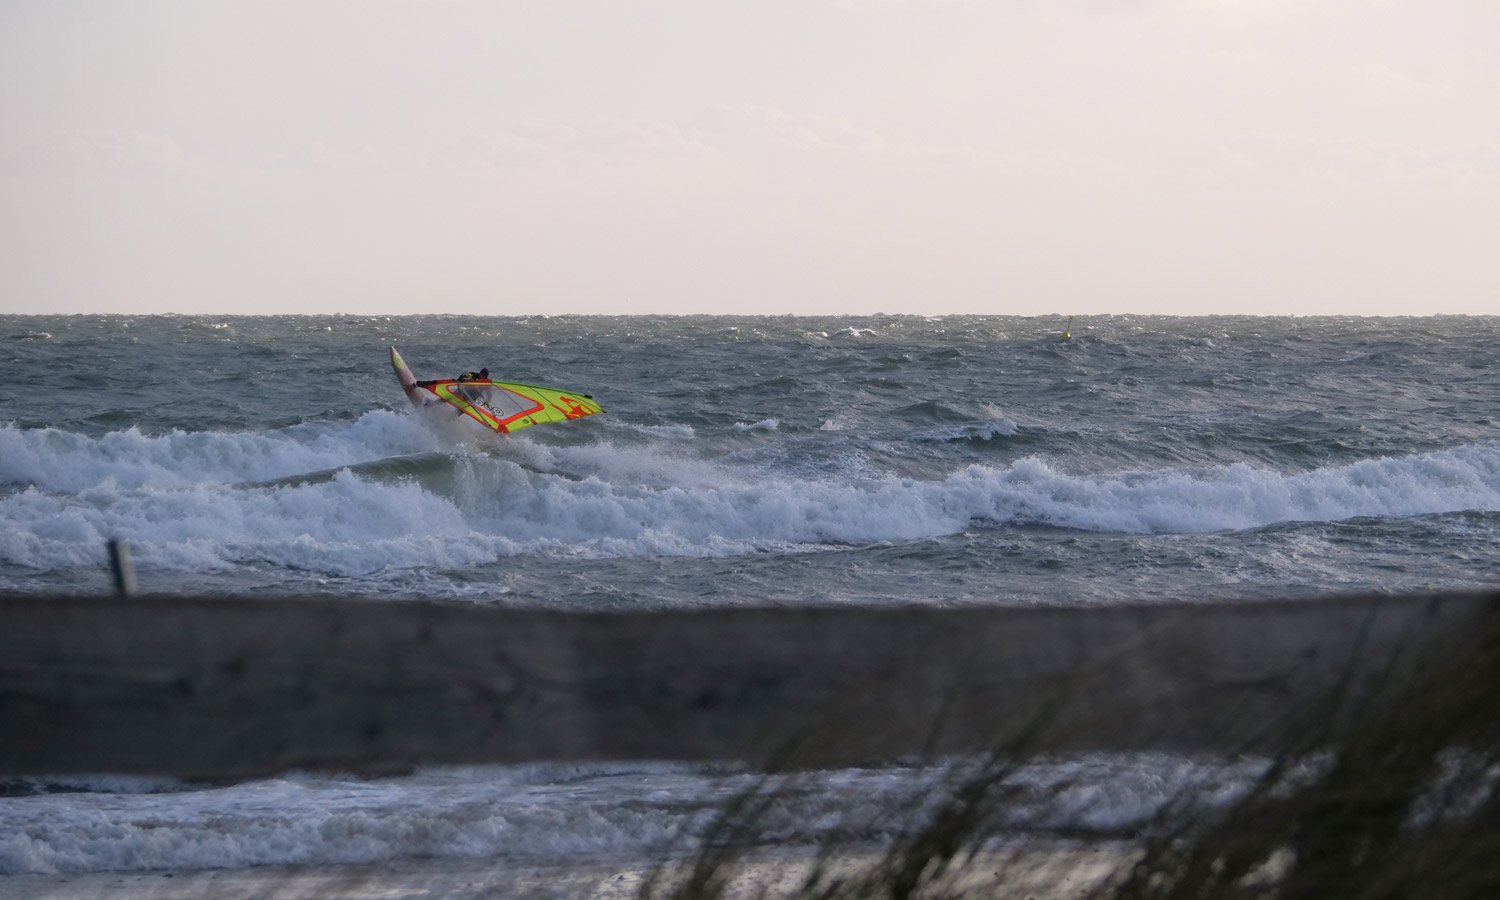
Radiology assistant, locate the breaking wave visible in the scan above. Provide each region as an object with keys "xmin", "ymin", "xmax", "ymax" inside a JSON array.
[
  {"xmin": 1, "ymin": 415, "xmax": 1496, "ymax": 580},
  {"xmin": 0, "ymin": 412, "xmax": 438, "ymax": 492}
]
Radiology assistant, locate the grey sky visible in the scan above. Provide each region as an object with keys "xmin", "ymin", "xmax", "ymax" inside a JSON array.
[{"xmin": 1, "ymin": 1, "xmax": 1495, "ymax": 315}]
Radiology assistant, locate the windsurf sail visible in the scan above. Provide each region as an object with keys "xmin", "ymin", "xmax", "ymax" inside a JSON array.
[{"xmin": 390, "ymin": 346, "xmax": 603, "ymax": 435}]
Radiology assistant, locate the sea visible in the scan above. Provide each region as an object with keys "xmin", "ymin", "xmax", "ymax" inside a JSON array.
[{"xmin": 2, "ymin": 313, "xmax": 1497, "ymax": 886}]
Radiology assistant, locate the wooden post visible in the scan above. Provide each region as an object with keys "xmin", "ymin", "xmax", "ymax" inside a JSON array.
[{"xmin": 106, "ymin": 538, "xmax": 137, "ymax": 597}]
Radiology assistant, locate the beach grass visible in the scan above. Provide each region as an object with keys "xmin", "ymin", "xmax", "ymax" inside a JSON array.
[{"xmin": 635, "ymin": 610, "xmax": 1500, "ymax": 899}]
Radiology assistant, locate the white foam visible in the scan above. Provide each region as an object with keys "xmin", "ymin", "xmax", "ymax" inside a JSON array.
[
  {"xmin": 0, "ymin": 763, "xmax": 711, "ymax": 875},
  {"xmin": 503, "ymin": 437, "xmax": 744, "ymax": 491},
  {"xmin": 733, "ymin": 418, "xmax": 780, "ymax": 433},
  {"xmin": 0, "ymin": 412, "xmax": 437, "ymax": 492},
  {"xmin": 604, "ymin": 420, "xmax": 698, "ymax": 440},
  {"xmin": 3, "ymin": 417, "xmax": 1497, "ymax": 576},
  {"xmin": 913, "ymin": 419, "xmax": 1020, "ymax": 443},
  {"xmin": 0, "ymin": 471, "xmax": 488, "ymax": 575},
  {"xmin": 0, "ymin": 755, "xmax": 1273, "ymax": 875}
]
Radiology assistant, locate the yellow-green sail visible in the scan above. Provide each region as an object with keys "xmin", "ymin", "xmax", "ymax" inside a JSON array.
[
  {"xmin": 430, "ymin": 379, "xmax": 603, "ymax": 434},
  {"xmin": 391, "ymin": 346, "xmax": 602, "ymax": 435}
]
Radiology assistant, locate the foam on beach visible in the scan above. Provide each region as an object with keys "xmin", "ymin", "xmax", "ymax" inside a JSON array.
[{"xmin": 0, "ymin": 755, "xmax": 1266, "ymax": 876}]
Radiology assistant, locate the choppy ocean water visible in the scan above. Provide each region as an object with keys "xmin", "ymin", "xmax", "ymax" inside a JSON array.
[
  {"xmin": 3, "ymin": 314, "xmax": 1498, "ymax": 604},
  {"xmin": 2, "ymin": 314, "xmax": 1497, "ymax": 879}
]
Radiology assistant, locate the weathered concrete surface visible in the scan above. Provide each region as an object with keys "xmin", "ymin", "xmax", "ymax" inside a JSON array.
[{"xmin": 0, "ymin": 592, "xmax": 1494, "ymax": 778}]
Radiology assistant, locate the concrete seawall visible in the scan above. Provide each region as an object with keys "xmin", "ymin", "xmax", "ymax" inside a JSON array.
[{"xmin": 2, "ymin": 591, "xmax": 1494, "ymax": 779}]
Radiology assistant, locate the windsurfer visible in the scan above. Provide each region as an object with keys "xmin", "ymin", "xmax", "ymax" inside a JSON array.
[
  {"xmin": 390, "ymin": 346, "xmax": 603, "ymax": 435},
  {"xmin": 455, "ymin": 368, "xmax": 490, "ymax": 407}
]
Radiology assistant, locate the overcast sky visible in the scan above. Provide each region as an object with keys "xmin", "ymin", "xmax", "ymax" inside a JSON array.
[{"xmin": 1, "ymin": 1, "xmax": 1495, "ymax": 316}]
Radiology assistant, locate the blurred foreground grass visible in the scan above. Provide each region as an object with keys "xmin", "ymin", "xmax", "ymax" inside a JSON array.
[{"xmin": 639, "ymin": 610, "xmax": 1499, "ymax": 900}]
